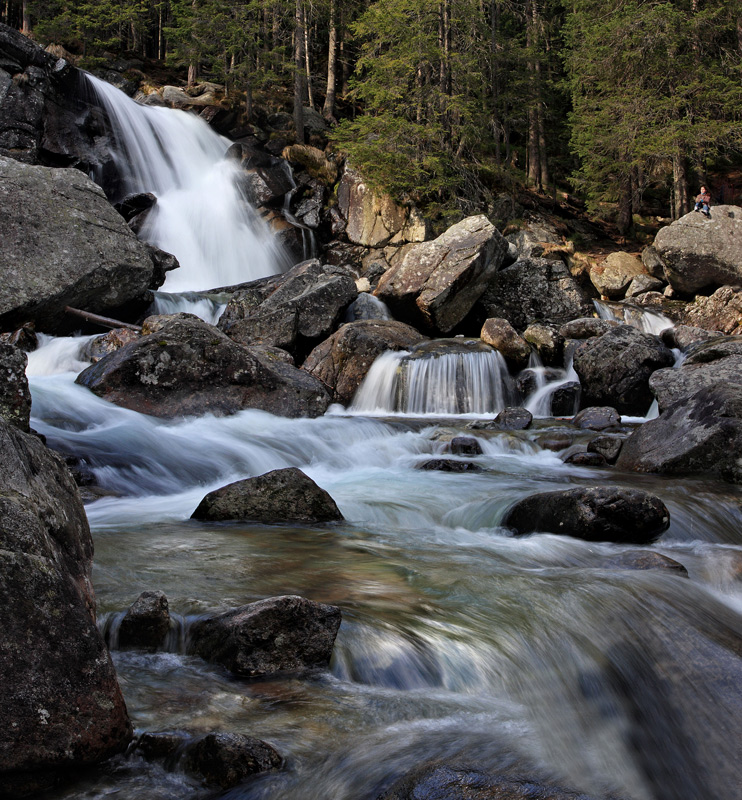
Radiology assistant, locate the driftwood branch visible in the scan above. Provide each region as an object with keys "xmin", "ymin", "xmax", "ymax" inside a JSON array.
[{"xmin": 64, "ymin": 306, "xmax": 143, "ymax": 333}]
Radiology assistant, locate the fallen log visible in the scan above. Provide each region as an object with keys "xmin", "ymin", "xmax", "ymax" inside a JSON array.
[{"xmin": 65, "ymin": 306, "xmax": 143, "ymax": 333}]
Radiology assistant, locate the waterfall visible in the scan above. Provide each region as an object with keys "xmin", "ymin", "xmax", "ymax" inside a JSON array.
[
  {"xmin": 350, "ymin": 346, "xmax": 515, "ymax": 415},
  {"xmin": 594, "ymin": 299, "xmax": 674, "ymax": 335},
  {"xmin": 523, "ymin": 351, "xmax": 580, "ymax": 418},
  {"xmin": 84, "ymin": 74, "xmax": 287, "ymax": 293}
]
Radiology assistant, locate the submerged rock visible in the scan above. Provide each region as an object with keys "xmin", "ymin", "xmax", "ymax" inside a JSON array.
[
  {"xmin": 0, "ymin": 420, "xmax": 131, "ymax": 793},
  {"xmin": 118, "ymin": 590, "xmax": 170, "ymax": 650},
  {"xmin": 75, "ymin": 317, "xmax": 331, "ymax": 419},
  {"xmin": 501, "ymin": 486, "xmax": 670, "ymax": 544},
  {"xmin": 191, "ymin": 467, "xmax": 343, "ymax": 523},
  {"xmin": 189, "ymin": 595, "xmax": 342, "ymax": 678},
  {"xmin": 602, "ymin": 551, "xmax": 688, "ymax": 576},
  {"xmin": 182, "ymin": 732, "xmax": 282, "ymax": 789},
  {"xmin": 418, "ymin": 459, "xmax": 483, "ymax": 472}
]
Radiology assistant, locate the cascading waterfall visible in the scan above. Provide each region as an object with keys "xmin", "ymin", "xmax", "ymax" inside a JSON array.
[
  {"xmin": 594, "ymin": 299, "xmax": 674, "ymax": 335},
  {"xmin": 85, "ymin": 74, "xmax": 287, "ymax": 293},
  {"xmin": 524, "ymin": 351, "xmax": 580, "ymax": 418},
  {"xmin": 350, "ymin": 347, "xmax": 515, "ymax": 415}
]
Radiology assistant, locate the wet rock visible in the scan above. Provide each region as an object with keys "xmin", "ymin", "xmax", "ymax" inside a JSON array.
[
  {"xmin": 522, "ymin": 323, "xmax": 565, "ymax": 365},
  {"xmin": 0, "ymin": 322, "xmax": 37, "ymax": 352},
  {"xmin": 378, "ymin": 764, "xmax": 608, "ymax": 800},
  {"xmin": 650, "ymin": 350, "xmax": 742, "ymax": 413},
  {"xmin": 587, "ymin": 435, "xmax": 623, "ymax": 464},
  {"xmin": 477, "ymin": 258, "xmax": 593, "ymax": 334},
  {"xmin": 573, "ymin": 327, "xmax": 674, "ymax": 416},
  {"xmin": 418, "ymin": 459, "xmax": 483, "ymax": 472},
  {"xmin": 141, "ymin": 311, "xmax": 202, "ymax": 334},
  {"xmin": 375, "ymin": 215, "xmax": 507, "ymax": 334},
  {"xmin": 344, "ymin": 293, "xmax": 394, "ymax": 322},
  {"xmin": 551, "ymin": 382, "xmax": 581, "ymax": 417},
  {"xmin": 493, "ymin": 407, "xmax": 533, "ymax": 430},
  {"xmin": 538, "ymin": 432, "xmax": 575, "ymax": 452},
  {"xmin": 572, "ymin": 407, "xmax": 621, "ymax": 431},
  {"xmin": 80, "ymin": 328, "xmax": 141, "ymax": 363},
  {"xmin": 189, "ymin": 594, "xmax": 342, "ymax": 677},
  {"xmin": 516, "ymin": 367, "xmax": 563, "ymax": 397},
  {"xmin": 218, "ymin": 259, "xmax": 358, "ymax": 359},
  {"xmin": 501, "ymin": 486, "xmax": 670, "ymax": 544},
  {"xmin": 118, "ymin": 590, "xmax": 170, "ymax": 650},
  {"xmin": 679, "ymin": 285, "xmax": 742, "ymax": 336},
  {"xmin": 75, "ymin": 316, "xmax": 331, "ymax": 419},
  {"xmin": 616, "ymin": 382, "xmax": 742, "ymax": 483},
  {"xmin": 192, "ymin": 467, "xmax": 343, "ymax": 524},
  {"xmin": 182, "ymin": 732, "xmax": 282, "ymax": 789},
  {"xmin": 134, "ymin": 731, "xmax": 185, "ymax": 761},
  {"xmin": 660, "ymin": 324, "xmax": 721, "ymax": 351},
  {"xmin": 558, "ymin": 318, "xmax": 619, "ymax": 340},
  {"xmin": 0, "ymin": 156, "xmax": 172, "ymax": 333},
  {"xmin": 0, "ymin": 420, "xmax": 131, "ymax": 790},
  {"xmin": 0, "ymin": 343, "xmax": 31, "ymax": 431},
  {"xmin": 603, "ymin": 551, "xmax": 688, "ymax": 576},
  {"xmin": 302, "ymin": 319, "xmax": 427, "ymax": 405},
  {"xmin": 564, "ymin": 451, "xmax": 607, "ymax": 467},
  {"xmin": 113, "ymin": 191, "xmax": 157, "ymax": 223},
  {"xmin": 590, "ymin": 252, "xmax": 647, "ymax": 299},
  {"xmin": 449, "ymin": 436, "xmax": 484, "ymax": 455},
  {"xmin": 652, "ymin": 206, "xmax": 742, "ymax": 294},
  {"xmin": 480, "ymin": 318, "xmax": 531, "ymax": 368}
]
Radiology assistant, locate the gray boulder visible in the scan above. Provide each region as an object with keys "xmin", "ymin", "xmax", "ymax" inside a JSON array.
[
  {"xmin": 0, "ymin": 343, "xmax": 30, "ymax": 431},
  {"xmin": 573, "ymin": 407, "xmax": 621, "ymax": 431},
  {"xmin": 559, "ymin": 318, "xmax": 619, "ymax": 340},
  {"xmin": 191, "ymin": 467, "xmax": 343, "ymax": 523},
  {"xmin": 523, "ymin": 323, "xmax": 565, "ymax": 365},
  {"xmin": 616, "ymin": 382, "xmax": 742, "ymax": 483},
  {"xmin": 0, "ymin": 420, "xmax": 131, "ymax": 793},
  {"xmin": 75, "ymin": 316, "xmax": 331, "ymax": 419},
  {"xmin": 501, "ymin": 486, "xmax": 670, "ymax": 544},
  {"xmin": 480, "ymin": 318, "xmax": 531, "ymax": 368},
  {"xmin": 652, "ymin": 206, "xmax": 742, "ymax": 294},
  {"xmin": 478, "ymin": 257, "xmax": 593, "ymax": 333},
  {"xmin": 0, "ymin": 156, "xmax": 174, "ymax": 333},
  {"xmin": 573, "ymin": 326, "xmax": 675, "ymax": 416},
  {"xmin": 303, "ymin": 319, "xmax": 427, "ymax": 405},
  {"xmin": 375, "ymin": 215, "xmax": 507, "ymax": 334},
  {"xmin": 189, "ymin": 594, "xmax": 342, "ymax": 677},
  {"xmin": 589, "ymin": 251, "xmax": 647, "ymax": 299},
  {"xmin": 218, "ymin": 259, "xmax": 358, "ymax": 358}
]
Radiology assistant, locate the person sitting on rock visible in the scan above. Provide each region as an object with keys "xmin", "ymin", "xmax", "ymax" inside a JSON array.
[{"xmin": 693, "ymin": 186, "xmax": 711, "ymax": 217}]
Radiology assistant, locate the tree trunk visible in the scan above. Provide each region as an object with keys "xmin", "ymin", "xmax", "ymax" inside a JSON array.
[
  {"xmin": 490, "ymin": 0, "xmax": 501, "ymax": 164},
  {"xmin": 527, "ymin": 106, "xmax": 541, "ymax": 189},
  {"xmin": 303, "ymin": 3, "xmax": 315, "ymax": 109},
  {"xmin": 672, "ymin": 153, "xmax": 690, "ymax": 219},
  {"xmin": 525, "ymin": 0, "xmax": 542, "ymax": 190},
  {"xmin": 322, "ymin": 0, "xmax": 338, "ymax": 120},
  {"xmin": 616, "ymin": 171, "xmax": 633, "ymax": 236},
  {"xmin": 21, "ymin": 0, "xmax": 30, "ymax": 35},
  {"xmin": 187, "ymin": 0, "xmax": 198, "ymax": 87},
  {"xmin": 293, "ymin": 0, "xmax": 306, "ymax": 143}
]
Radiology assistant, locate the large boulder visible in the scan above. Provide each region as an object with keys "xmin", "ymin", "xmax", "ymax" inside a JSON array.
[
  {"xmin": 480, "ymin": 318, "xmax": 531, "ymax": 368},
  {"xmin": 302, "ymin": 319, "xmax": 428, "ymax": 405},
  {"xmin": 501, "ymin": 486, "xmax": 670, "ymax": 544},
  {"xmin": 0, "ymin": 156, "xmax": 174, "ymax": 333},
  {"xmin": 649, "ymin": 338, "xmax": 742, "ymax": 412},
  {"xmin": 573, "ymin": 326, "xmax": 675, "ymax": 416},
  {"xmin": 188, "ymin": 595, "xmax": 342, "ymax": 678},
  {"xmin": 218, "ymin": 259, "xmax": 358, "ymax": 358},
  {"xmin": 679, "ymin": 285, "xmax": 742, "ymax": 335},
  {"xmin": 589, "ymin": 251, "xmax": 647, "ymax": 299},
  {"xmin": 337, "ymin": 167, "xmax": 426, "ymax": 247},
  {"xmin": 476, "ymin": 257, "xmax": 594, "ymax": 333},
  {"xmin": 652, "ymin": 206, "xmax": 742, "ymax": 294},
  {"xmin": 0, "ymin": 420, "xmax": 131, "ymax": 794},
  {"xmin": 75, "ymin": 316, "xmax": 331, "ymax": 419},
  {"xmin": 191, "ymin": 467, "xmax": 344, "ymax": 523},
  {"xmin": 0, "ymin": 343, "xmax": 31, "ymax": 431},
  {"xmin": 616, "ymin": 382, "xmax": 742, "ymax": 483},
  {"xmin": 374, "ymin": 215, "xmax": 507, "ymax": 334}
]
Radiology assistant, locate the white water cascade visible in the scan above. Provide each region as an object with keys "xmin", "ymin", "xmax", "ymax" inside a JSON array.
[
  {"xmin": 85, "ymin": 75, "xmax": 287, "ymax": 293},
  {"xmin": 594, "ymin": 299, "xmax": 674, "ymax": 335},
  {"xmin": 350, "ymin": 345, "xmax": 516, "ymax": 416}
]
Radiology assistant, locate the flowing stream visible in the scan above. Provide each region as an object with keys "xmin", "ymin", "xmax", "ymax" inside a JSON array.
[{"xmin": 30, "ymin": 82, "xmax": 742, "ymax": 800}]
